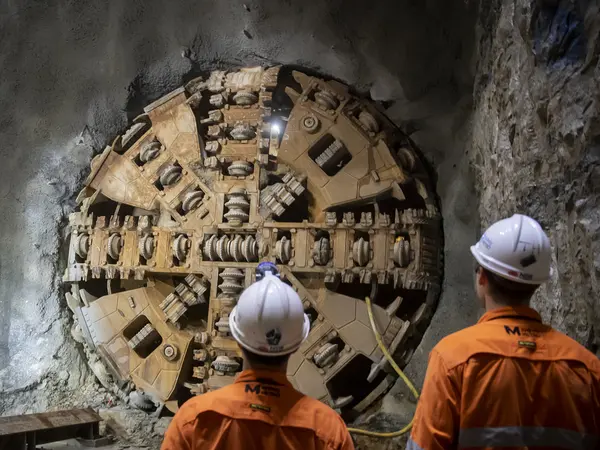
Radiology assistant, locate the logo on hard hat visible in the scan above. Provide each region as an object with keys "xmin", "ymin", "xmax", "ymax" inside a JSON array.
[
  {"xmin": 480, "ymin": 234, "xmax": 493, "ymax": 249},
  {"xmin": 520, "ymin": 254, "xmax": 537, "ymax": 268},
  {"xmin": 508, "ymin": 269, "xmax": 533, "ymax": 281},
  {"xmin": 266, "ymin": 328, "xmax": 282, "ymax": 346}
]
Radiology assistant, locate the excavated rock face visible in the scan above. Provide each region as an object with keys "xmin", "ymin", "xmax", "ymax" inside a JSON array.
[{"xmin": 471, "ymin": 0, "xmax": 600, "ymax": 353}]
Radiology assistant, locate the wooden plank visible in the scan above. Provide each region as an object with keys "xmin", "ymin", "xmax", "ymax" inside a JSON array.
[{"xmin": 0, "ymin": 409, "xmax": 100, "ymax": 437}]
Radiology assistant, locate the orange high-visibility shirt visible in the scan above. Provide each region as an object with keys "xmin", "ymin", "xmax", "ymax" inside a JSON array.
[
  {"xmin": 409, "ymin": 306, "xmax": 600, "ymax": 450},
  {"xmin": 161, "ymin": 369, "xmax": 355, "ymax": 450}
]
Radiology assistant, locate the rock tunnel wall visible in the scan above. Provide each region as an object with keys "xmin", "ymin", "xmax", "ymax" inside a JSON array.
[{"xmin": 471, "ymin": 0, "xmax": 600, "ymax": 353}]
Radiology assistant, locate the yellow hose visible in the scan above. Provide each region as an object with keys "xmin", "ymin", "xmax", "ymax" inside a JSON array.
[{"xmin": 346, "ymin": 296, "xmax": 420, "ymax": 438}]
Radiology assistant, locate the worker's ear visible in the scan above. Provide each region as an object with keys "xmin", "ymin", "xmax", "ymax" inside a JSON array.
[{"xmin": 477, "ymin": 268, "xmax": 488, "ymax": 286}]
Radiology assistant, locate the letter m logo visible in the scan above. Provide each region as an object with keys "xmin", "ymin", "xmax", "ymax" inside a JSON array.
[
  {"xmin": 245, "ymin": 384, "xmax": 261, "ymax": 394},
  {"xmin": 504, "ymin": 325, "xmax": 521, "ymax": 336}
]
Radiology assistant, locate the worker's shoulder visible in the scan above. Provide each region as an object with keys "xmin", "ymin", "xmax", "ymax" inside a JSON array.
[
  {"xmin": 288, "ymin": 395, "xmax": 346, "ymax": 431},
  {"xmin": 286, "ymin": 394, "xmax": 348, "ymax": 435},
  {"xmin": 545, "ymin": 327, "xmax": 600, "ymax": 371},
  {"xmin": 431, "ymin": 323, "xmax": 485, "ymax": 368},
  {"xmin": 173, "ymin": 384, "xmax": 237, "ymax": 425},
  {"xmin": 432, "ymin": 321, "xmax": 600, "ymax": 373}
]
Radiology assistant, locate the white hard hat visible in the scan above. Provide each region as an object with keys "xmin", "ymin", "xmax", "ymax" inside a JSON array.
[
  {"xmin": 470, "ymin": 214, "xmax": 551, "ymax": 285},
  {"xmin": 229, "ymin": 274, "xmax": 310, "ymax": 356}
]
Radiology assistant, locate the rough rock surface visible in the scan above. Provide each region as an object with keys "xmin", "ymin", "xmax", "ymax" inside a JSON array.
[{"xmin": 471, "ymin": 0, "xmax": 600, "ymax": 353}]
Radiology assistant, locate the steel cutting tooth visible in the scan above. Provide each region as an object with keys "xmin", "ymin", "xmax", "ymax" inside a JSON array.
[
  {"xmin": 173, "ymin": 235, "xmax": 190, "ymax": 261},
  {"xmin": 140, "ymin": 139, "xmax": 161, "ymax": 162},
  {"xmin": 314, "ymin": 89, "xmax": 339, "ymax": 110},
  {"xmin": 139, "ymin": 234, "xmax": 155, "ymax": 260},
  {"xmin": 229, "ymin": 235, "xmax": 244, "ymax": 262},
  {"xmin": 107, "ymin": 234, "xmax": 122, "ymax": 260},
  {"xmin": 209, "ymin": 93, "xmax": 225, "ymax": 107},
  {"xmin": 182, "ymin": 190, "xmax": 204, "ymax": 213},
  {"xmin": 75, "ymin": 234, "xmax": 90, "ymax": 258},
  {"xmin": 393, "ymin": 239, "xmax": 410, "ymax": 267},
  {"xmin": 241, "ymin": 235, "xmax": 257, "ymax": 262},
  {"xmin": 358, "ymin": 110, "xmax": 379, "ymax": 133},
  {"xmin": 224, "ymin": 189, "xmax": 250, "ymax": 226},
  {"xmin": 214, "ymin": 315, "xmax": 231, "ymax": 332},
  {"xmin": 211, "ymin": 355, "xmax": 241, "ymax": 374},
  {"xmin": 313, "ymin": 342, "xmax": 339, "ymax": 368},
  {"xmin": 219, "ymin": 281, "xmax": 243, "ymax": 295},
  {"xmin": 397, "ymin": 147, "xmax": 416, "ymax": 172},
  {"xmin": 205, "ymin": 141, "xmax": 220, "ymax": 153},
  {"xmin": 228, "ymin": 160, "xmax": 253, "ymax": 176},
  {"xmin": 223, "ymin": 209, "xmax": 249, "ymax": 225},
  {"xmin": 313, "ymin": 237, "xmax": 330, "ymax": 266},
  {"xmin": 185, "ymin": 274, "xmax": 208, "ymax": 299},
  {"xmin": 159, "ymin": 165, "xmax": 183, "ymax": 186},
  {"xmin": 224, "ymin": 196, "xmax": 250, "ymax": 210},
  {"xmin": 203, "ymin": 235, "xmax": 218, "ymax": 261},
  {"xmin": 353, "ymin": 237, "xmax": 370, "ymax": 267},
  {"xmin": 230, "ymin": 123, "xmax": 256, "ymax": 140},
  {"xmin": 219, "ymin": 268, "xmax": 245, "ymax": 296},
  {"xmin": 233, "ymin": 91, "xmax": 258, "ymax": 106},
  {"xmin": 276, "ymin": 237, "xmax": 292, "ymax": 264},
  {"xmin": 220, "ymin": 268, "xmax": 245, "ymax": 279},
  {"xmin": 332, "ymin": 395, "xmax": 353, "ymax": 409},
  {"xmin": 216, "ymin": 235, "xmax": 231, "ymax": 261}
]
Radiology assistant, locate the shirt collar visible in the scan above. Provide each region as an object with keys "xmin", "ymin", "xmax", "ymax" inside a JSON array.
[
  {"xmin": 478, "ymin": 306, "xmax": 542, "ymax": 324},
  {"xmin": 235, "ymin": 369, "xmax": 292, "ymax": 387}
]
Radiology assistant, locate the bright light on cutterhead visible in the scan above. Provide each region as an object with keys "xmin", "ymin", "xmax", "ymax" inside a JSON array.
[{"xmin": 271, "ymin": 124, "xmax": 281, "ymax": 135}]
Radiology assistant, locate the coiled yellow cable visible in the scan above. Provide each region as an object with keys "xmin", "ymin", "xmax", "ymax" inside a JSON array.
[{"xmin": 346, "ymin": 296, "xmax": 420, "ymax": 437}]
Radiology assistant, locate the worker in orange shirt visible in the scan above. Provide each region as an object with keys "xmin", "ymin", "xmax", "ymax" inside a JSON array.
[
  {"xmin": 162, "ymin": 263, "xmax": 355, "ymax": 450},
  {"xmin": 409, "ymin": 214, "xmax": 600, "ymax": 450}
]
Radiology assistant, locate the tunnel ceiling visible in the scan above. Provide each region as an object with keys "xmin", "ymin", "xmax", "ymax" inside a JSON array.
[{"xmin": 63, "ymin": 65, "xmax": 443, "ymax": 414}]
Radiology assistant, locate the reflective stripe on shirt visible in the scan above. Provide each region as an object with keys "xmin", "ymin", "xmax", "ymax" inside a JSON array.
[
  {"xmin": 459, "ymin": 426, "xmax": 598, "ymax": 450},
  {"xmin": 406, "ymin": 436, "xmax": 424, "ymax": 450}
]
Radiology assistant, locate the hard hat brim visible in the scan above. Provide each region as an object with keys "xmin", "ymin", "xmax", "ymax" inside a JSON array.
[{"xmin": 470, "ymin": 244, "xmax": 548, "ymax": 285}]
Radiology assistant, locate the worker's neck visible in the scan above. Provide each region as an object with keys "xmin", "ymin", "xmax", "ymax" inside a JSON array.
[
  {"xmin": 484, "ymin": 295, "xmax": 529, "ymax": 312},
  {"xmin": 242, "ymin": 359, "xmax": 288, "ymax": 373}
]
